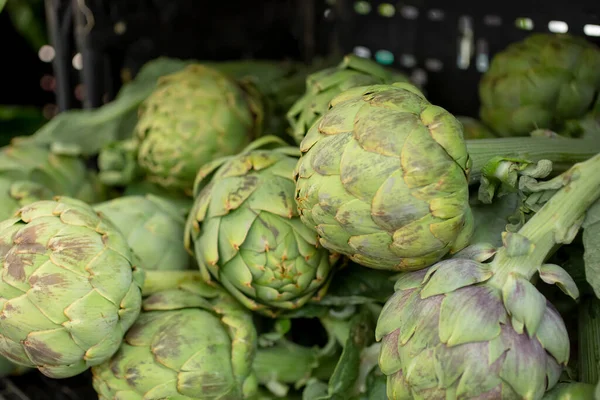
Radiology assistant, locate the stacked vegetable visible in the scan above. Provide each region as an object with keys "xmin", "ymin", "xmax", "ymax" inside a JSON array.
[{"xmin": 0, "ymin": 36, "xmax": 599, "ymax": 400}]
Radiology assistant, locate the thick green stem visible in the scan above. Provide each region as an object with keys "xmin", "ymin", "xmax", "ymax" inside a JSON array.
[
  {"xmin": 466, "ymin": 138, "xmax": 600, "ymax": 183},
  {"xmin": 489, "ymin": 153, "xmax": 600, "ymax": 286},
  {"xmin": 141, "ymin": 270, "xmax": 204, "ymax": 296},
  {"xmin": 579, "ymin": 296, "xmax": 600, "ymax": 385}
]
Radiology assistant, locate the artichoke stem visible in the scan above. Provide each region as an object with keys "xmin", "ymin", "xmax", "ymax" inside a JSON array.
[
  {"xmin": 141, "ymin": 270, "xmax": 204, "ymax": 295},
  {"xmin": 488, "ymin": 153, "xmax": 600, "ymax": 286},
  {"xmin": 466, "ymin": 138, "xmax": 600, "ymax": 183},
  {"xmin": 579, "ymin": 296, "xmax": 600, "ymax": 384}
]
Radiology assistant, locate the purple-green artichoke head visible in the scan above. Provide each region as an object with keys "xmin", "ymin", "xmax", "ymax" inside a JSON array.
[
  {"xmin": 135, "ymin": 64, "xmax": 263, "ymax": 194},
  {"xmin": 94, "ymin": 194, "xmax": 191, "ymax": 271},
  {"xmin": 0, "ymin": 197, "xmax": 143, "ymax": 378},
  {"xmin": 185, "ymin": 137, "xmax": 339, "ymax": 317},
  {"xmin": 479, "ymin": 33, "xmax": 600, "ymax": 137},
  {"xmin": 92, "ymin": 280, "xmax": 258, "ymax": 399},
  {"xmin": 376, "ymin": 245, "xmax": 577, "ymax": 399},
  {"xmin": 294, "ymin": 82, "xmax": 473, "ymax": 272},
  {"xmin": 287, "ymin": 54, "xmax": 410, "ymax": 144}
]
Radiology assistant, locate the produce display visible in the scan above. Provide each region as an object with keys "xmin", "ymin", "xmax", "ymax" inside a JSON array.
[{"xmin": 0, "ymin": 32, "xmax": 599, "ymax": 400}]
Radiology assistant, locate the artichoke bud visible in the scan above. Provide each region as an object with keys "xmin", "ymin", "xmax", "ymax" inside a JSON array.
[
  {"xmin": 134, "ymin": 64, "xmax": 265, "ymax": 194},
  {"xmin": 185, "ymin": 137, "xmax": 340, "ymax": 317},
  {"xmin": 0, "ymin": 197, "xmax": 142, "ymax": 378},
  {"xmin": 376, "ymin": 258, "xmax": 570, "ymax": 399},
  {"xmin": 479, "ymin": 33, "xmax": 600, "ymax": 137},
  {"xmin": 94, "ymin": 194, "xmax": 191, "ymax": 271},
  {"xmin": 294, "ymin": 82, "xmax": 474, "ymax": 272},
  {"xmin": 92, "ymin": 281, "xmax": 259, "ymax": 400}
]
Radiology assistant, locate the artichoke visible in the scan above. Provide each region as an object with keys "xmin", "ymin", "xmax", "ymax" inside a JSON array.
[
  {"xmin": 0, "ymin": 197, "xmax": 143, "ymax": 378},
  {"xmin": 92, "ymin": 281, "xmax": 259, "ymax": 400},
  {"xmin": 185, "ymin": 136, "xmax": 339, "ymax": 317},
  {"xmin": 94, "ymin": 194, "xmax": 192, "ymax": 271},
  {"xmin": 0, "ymin": 178, "xmax": 52, "ymax": 221},
  {"xmin": 294, "ymin": 82, "xmax": 473, "ymax": 271},
  {"xmin": 479, "ymin": 33, "xmax": 600, "ymax": 137},
  {"xmin": 287, "ymin": 54, "xmax": 410, "ymax": 144},
  {"xmin": 134, "ymin": 64, "xmax": 263, "ymax": 193},
  {"xmin": 376, "ymin": 153, "xmax": 600, "ymax": 399},
  {"xmin": 0, "ymin": 143, "xmax": 105, "ymax": 204}
]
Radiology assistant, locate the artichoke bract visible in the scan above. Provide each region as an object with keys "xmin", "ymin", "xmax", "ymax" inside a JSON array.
[
  {"xmin": 135, "ymin": 64, "xmax": 262, "ymax": 193},
  {"xmin": 287, "ymin": 54, "xmax": 409, "ymax": 144},
  {"xmin": 185, "ymin": 136, "xmax": 339, "ymax": 317},
  {"xmin": 92, "ymin": 281, "xmax": 258, "ymax": 399},
  {"xmin": 294, "ymin": 82, "xmax": 473, "ymax": 271},
  {"xmin": 0, "ymin": 197, "xmax": 143, "ymax": 378},
  {"xmin": 94, "ymin": 194, "xmax": 191, "ymax": 271},
  {"xmin": 376, "ymin": 153, "xmax": 600, "ymax": 399},
  {"xmin": 479, "ymin": 33, "xmax": 600, "ymax": 137}
]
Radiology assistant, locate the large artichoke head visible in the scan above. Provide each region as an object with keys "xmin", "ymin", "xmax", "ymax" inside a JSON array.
[
  {"xmin": 94, "ymin": 194, "xmax": 191, "ymax": 271},
  {"xmin": 92, "ymin": 280, "xmax": 258, "ymax": 399},
  {"xmin": 0, "ymin": 197, "xmax": 143, "ymax": 378},
  {"xmin": 376, "ymin": 249, "xmax": 575, "ymax": 399},
  {"xmin": 479, "ymin": 33, "xmax": 600, "ymax": 137},
  {"xmin": 0, "ymin": 143, "xmax": 105, "ymax": 204},
  {"xmin": 287, "ymin": 54, "xmax": 410, "ymax": 144},
  {"xmin": 185, "ymin": 137, "xmax": 339, "ymax": 317},
  {"xmin": 294, "ymin": 82, "xmax": 474, "ymax": 272},
  {"xmin": 135, "ymin": 64, "xmax": 263, "ymax": 193}
]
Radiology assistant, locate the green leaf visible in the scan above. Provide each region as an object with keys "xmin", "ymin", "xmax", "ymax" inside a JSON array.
[
  {"xmin": 0, "ymin": 0, "xmax": 6, "ymax": 13},
  {"xmin": 583, "ymin": 199, "xmax": 600, "ymax": 298}
]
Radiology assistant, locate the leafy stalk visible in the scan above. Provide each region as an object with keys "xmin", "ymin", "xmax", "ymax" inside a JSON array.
[{"xmin": 466, "ymin": 137, "xmax": 600, "ymax": 183}]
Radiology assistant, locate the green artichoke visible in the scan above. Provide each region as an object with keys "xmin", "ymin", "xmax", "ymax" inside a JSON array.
[
  {"xmin": 92, "ymin": 281, "xmax": 259, "ymax": 399},
  {"xmin": 287, "ymin": 54, "xmax": 410, "ymax": 144},
  {"xmin": 94, "ymin": 194, "xmax": 192, "ymax": 271},
  {"xmin": 185, "ymin": 137, "xmax": 339, "ymax": 317},
  {"xmin": 479, "ymin": 33, "xmax": 600, "ymax": 137},
  {"xmin": 0, "ymin": 197, "xmax": 143, "ymax": 378},
  {"xmin": 541, "ymin": 383, "xmax": 596, "ymax": 399},
  {"xmin": 294, "ymin": 82, "xmax": 473, "ymax": 271},
  {"xmin": 0, "ymin": 178, "xmax": 53, "ymax": 220},
  {"xmin": 456, "ymin": 116, "xmax": 497, "ymax": 139},
  {"xmin": 0, "ymin": 143, "xmax": 105, "ymax": 204},
  {"xmin": 376, "ymin": 153, "xmax": 600, "ymax": 399},
  {"xmin": 134, "ymin": 64, "xmax": 263, "ymax": 193}
]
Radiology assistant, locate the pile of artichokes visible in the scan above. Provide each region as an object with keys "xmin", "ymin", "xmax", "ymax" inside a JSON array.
[{"xmin": 0, "ymin": 35, "xmax": 599, "ymax": 400}]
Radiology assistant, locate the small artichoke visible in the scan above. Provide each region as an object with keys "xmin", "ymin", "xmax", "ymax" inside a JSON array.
[
  {"xmin": 94, "ymin": 194, "xmax": 192, "ymax": 271},
  {"xmin": 92, "ymin": 281, "xmax": 259, "ymax": 399},
  {"xmin": 0, "ymin": 144, "xmax": 105, "ymax": 204},
  {"xmin": 185, "ymin": 137, "xmax": 339, "ymax": 317},
  {"xmin": 287, "ymin": 54, "xmax": 410, "ymax": 144},
  {"xmin": 0, "ymin": 197, "xmax": 143, "ymax": 378},
  {"xmin": 135, "ymin": 64, "xmax": 263, "ymax": 193},
  {"xmin": 294, "ymin": 82, "xmax": 473, "ymax": 271},
  {"xmin": 0, "ymin": 178, "xmax": 53, "ymax": 221},
  {"xmin": 479, "ymin": 33, "xmax": 600, "ymax": 137}
]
